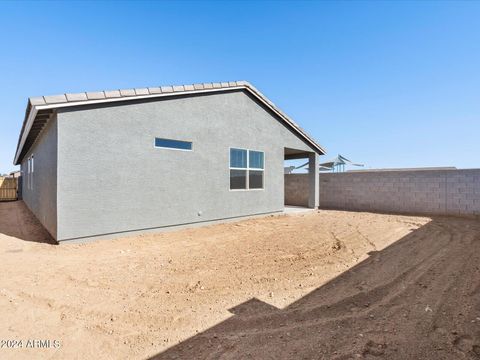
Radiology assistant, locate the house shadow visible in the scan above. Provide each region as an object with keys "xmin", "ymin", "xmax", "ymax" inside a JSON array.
[
  {"xmin": 151, "ymin": 216, "xmax": 480, "ymax": 359},
  {"xmin": 0, "ymin": 200, "xmax": 56, "ymax": 244}
]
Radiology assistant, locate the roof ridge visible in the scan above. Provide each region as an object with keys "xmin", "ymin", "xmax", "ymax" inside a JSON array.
[
  {"xmin": 15, "ymin": 80, "xmax": 325, "ymax": 165},
  {"xmin": 29, "ymin": 80, "xmax": 251, "ymax": 106}
]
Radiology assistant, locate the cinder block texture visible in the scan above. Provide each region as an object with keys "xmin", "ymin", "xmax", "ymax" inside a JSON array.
[
  {"xmin": 285, "ymin": 170, "xmax": 480, "ymax": 217},
  {"xmin": 284, "ymin": 174, "xmax": 309, "ymax": 206},
  {"xmin": 319, "ymin": 170, "xmax": 480, "ymax": 217}
]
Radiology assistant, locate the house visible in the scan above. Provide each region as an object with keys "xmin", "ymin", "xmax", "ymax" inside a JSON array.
[{"xmin": 14, "ymin": 81, "xmax": 325, "ymax": 242}]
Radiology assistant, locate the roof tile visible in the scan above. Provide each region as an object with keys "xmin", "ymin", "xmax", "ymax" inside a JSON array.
[
  {"xmin": 120, "ymin": 89, "xmax": 136, "ymax": 97},
  {"xmin": 148, "ymin": 87, "xmax": 161, "ymax": 94},
  {"xmin": 29, "ymin": 97, "xmax": 46, "ymax": 105},
  {"xmin": 134, "ymin": 88, "xmax": 149, "ymax": 96},
  {"xmin": 66, "ymin": 93, "xmax": 88, "ymax": 102},
  {"xmin": 104, "ymin": 90, "xmax": 122, "ymax": 98},
  {"xmin": 161, "ymin": 86, "xmax": 173, "ymax": 93},
  {"xmin": 86, "ymin": 92, "xmax": 106, "ymax": 100},
  {"xmin": 43, "ymin": 94, "xmax": 68, "ymax": 104},
  {"xmin": 236, "ymin": 80, "xmax": 250, "ymax": 87}
]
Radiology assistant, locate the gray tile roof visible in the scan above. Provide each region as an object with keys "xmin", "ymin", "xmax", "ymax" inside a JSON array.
[
  {"xmin": 14, "ymin": 81, "xmax": 325, "ymax": 164},
  {"xmin": 28, "ymin": 80, "xmax": 250, "ymax": 106}
]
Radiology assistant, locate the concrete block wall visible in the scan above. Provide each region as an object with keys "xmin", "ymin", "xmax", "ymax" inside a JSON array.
[
  {"xmin": 284, "ymin": 174, "xmax": 309, "ymax": 206},
  {"xmin": 285, "ymin": 169, "xmax": 480, "ymax": 217}
]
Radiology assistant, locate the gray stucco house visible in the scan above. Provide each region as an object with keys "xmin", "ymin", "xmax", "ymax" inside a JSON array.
[{"xmin": 14, "ymin": 81, "xmax": 325, "ymax": 242}]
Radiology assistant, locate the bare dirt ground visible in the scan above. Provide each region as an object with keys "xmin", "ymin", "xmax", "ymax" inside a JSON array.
[{"xmin": 0, "ymin": 201, "xmax": 479, "ymax": 360}]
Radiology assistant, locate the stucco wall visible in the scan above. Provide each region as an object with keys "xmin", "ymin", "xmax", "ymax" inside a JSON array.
[
  {"xmin": 20, "ymin": 115, "xmax": 58, "ymax": 238},
  {"xmin": 56, "ymin": 90, "xmax": 316, "ymax": 241},
  {"xmin": 285, "ymin": 170, "xmax": 480, "ymax": 217}
]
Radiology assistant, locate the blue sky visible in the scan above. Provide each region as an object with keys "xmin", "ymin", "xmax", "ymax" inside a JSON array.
[{"xmin": 1, "ymin": 0, "xmax": 479, "ymax": 174}]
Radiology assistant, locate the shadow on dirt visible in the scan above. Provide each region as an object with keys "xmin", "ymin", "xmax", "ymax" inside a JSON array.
[
  {"xmin": 151, "ymin": 217, "xmax": 480, "ymax": 360},
  {"xmin": 0, "ymin": 201, "xmax": 56, "ymax": 244}
]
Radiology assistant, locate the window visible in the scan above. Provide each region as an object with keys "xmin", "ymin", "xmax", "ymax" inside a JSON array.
[
  {"xmin": 229, "ymin": 148, "xmax": 264, "ymax": 190},
  {"xmin": 155, "ymin": 138, "xmax": 192, "ymax": 151},
  {"xmin": 26, "ymin": 158, "xmax": 29, "ymax": 190},
  {"xmin": 27, "ymin": 155, "xmax": 34, "ymax": 190},
  {"xmin": 230, "ymin": 169, "xmax": 247, "ymax": 190},
  {"xmin": 230, "ymin": 148, "xmax": 247, "ymax": 168},
  {"xmin": 249, "ymin": 170, "xmax": 263, "ymax": 189},
  {"xmin": 249, "ymin": 150, "xmax": 264, "ymax": 169}
]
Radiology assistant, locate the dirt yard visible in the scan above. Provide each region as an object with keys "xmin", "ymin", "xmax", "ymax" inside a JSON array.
[{"xmin": 0, "ymin": 201, "xmax": 479, "ymax": 360}]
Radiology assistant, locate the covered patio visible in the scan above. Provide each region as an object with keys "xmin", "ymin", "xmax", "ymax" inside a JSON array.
[{"xmin": 284, "ymin": 147, "xmax": 319, "ymax": 209}]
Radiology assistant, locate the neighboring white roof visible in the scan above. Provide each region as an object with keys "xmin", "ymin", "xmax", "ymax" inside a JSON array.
[{"xmin": 14, "ymin": 81, "xmax": 325, "ymax": 164}]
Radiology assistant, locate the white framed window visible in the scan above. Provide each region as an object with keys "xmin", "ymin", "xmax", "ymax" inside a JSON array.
[
  {"xmin": 27, "ymin": 155, "xmax": 34, "ymax": 190},
  {"xmin": 28, "ymin": 157, "xmax": 31, "ymax": 190},
  {"xmin": 229, "ymin": 148, "xmax": 264, "ymax": 190}
]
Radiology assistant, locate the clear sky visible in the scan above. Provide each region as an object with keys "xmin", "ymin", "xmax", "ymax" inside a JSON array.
[{"xmin": 1, "ymin": 0, "xmax": 479, "ymax": 174}]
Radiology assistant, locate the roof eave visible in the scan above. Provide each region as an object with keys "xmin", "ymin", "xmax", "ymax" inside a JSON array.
[{"xmin": 14, "ymin": 82, "xmax": 326, "ymax": 165}]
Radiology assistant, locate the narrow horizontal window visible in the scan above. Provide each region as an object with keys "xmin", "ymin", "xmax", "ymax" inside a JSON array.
[{"xmin": 155, "ymin": 138, "xmax": 192, "ymax": 150}]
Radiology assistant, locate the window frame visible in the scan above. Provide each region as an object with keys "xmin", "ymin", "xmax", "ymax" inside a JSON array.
[
  {"xmin": 27, "ymin": 157, "xmax": 30, "ymax": 190},
  {"xmin": 229, "ymin": 147, "xmax": 265, "ymax": 191},
  {"xmin": 27, "ymin": 155, "xmax": 34, "ymax": 190},
  {"xmin": 154, "ymin": 137, "xmax": 193, "ymax": 152}
]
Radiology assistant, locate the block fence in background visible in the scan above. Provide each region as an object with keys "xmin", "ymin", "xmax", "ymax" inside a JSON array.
[
  {"xmin": 284, "ymin": 173, "xmax": 310, "ymax": 206},
  {"xmin": 284, "ymin": 169, "xmax": 480, "ymax": 217}
]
